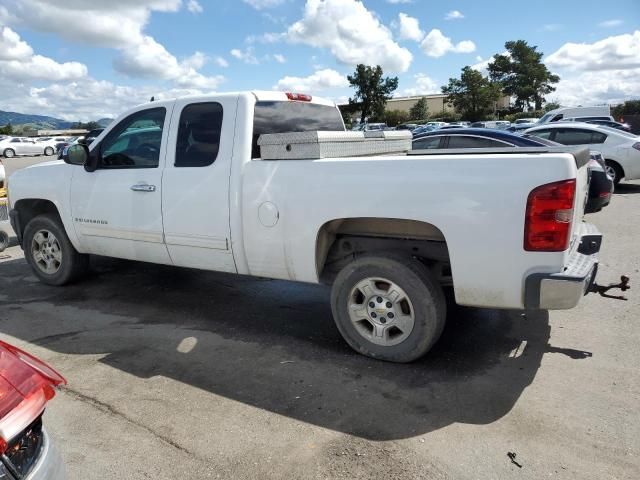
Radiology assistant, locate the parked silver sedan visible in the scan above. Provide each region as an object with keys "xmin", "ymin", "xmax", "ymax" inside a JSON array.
[{"xmin": 0, "ymin": 137, "xmax": 56, "ymax": 158}]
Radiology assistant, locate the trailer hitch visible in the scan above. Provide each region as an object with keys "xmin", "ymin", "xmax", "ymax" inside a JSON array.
[{"xmin": 588, "ymin": 275, "xmax": 630, "ymax": 300}]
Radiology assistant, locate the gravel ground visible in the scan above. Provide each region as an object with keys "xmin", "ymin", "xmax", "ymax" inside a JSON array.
[{"xmin": 0, "ymin": 165, "xmax": 638, "ymax": 479}]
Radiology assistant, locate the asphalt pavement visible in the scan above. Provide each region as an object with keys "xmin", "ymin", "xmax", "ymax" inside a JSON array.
[{"xmin": 0, "ymin": 165, "xmax": 638, "ymax": 479}]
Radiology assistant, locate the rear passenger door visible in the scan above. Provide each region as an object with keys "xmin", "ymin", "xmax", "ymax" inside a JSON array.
[{"xmin": 162, "ymin": 97, "xmax": 237, "ymax": 273}]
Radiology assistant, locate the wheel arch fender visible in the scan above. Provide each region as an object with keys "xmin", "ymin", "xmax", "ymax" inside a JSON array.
[{"xmin": 12, "ymin": 198, "xmax": 82, "ymax": 252}]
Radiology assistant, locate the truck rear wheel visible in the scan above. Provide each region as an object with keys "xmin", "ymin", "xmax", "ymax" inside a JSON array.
[
  {"xmin": 23, "ymin": 214, "xmax": 88, "ymax": 285},
  {"xmin": 331, "ymin": 254, "xmax": 446, "ymax": 363}
]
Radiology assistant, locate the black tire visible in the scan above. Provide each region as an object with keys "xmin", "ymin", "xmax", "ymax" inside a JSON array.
[
  {"xmin": 331, "ymin": 254, "xmax": 446, "ymax": 363},
  {"xmin": 605, "ymin": 160, "xmax": 624, "ymax": 187},
  {"xmin": 44, "ymin": 147, "xmax": 54, "ymax": 156},
  {"xmin": 3, "ymin": 149, "xmax": 15, "ymax": 158},
  {"xmin": 23, "ymin": 214, "xmax": 88, "ymax": 286}
]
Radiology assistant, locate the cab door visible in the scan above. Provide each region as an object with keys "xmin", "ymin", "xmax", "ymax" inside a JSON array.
[
  {"xmin": 161, "ymin": 97, "xmax": 236, "ymax": 272},
  {"xmin": 69, "ymin": 104, "xmax": 173, "ymax": 264}
]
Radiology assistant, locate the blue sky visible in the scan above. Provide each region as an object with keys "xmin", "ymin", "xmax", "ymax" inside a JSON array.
[{"xmin": 0, "ymin": 0, "xmax": 639, "ymax": 120}]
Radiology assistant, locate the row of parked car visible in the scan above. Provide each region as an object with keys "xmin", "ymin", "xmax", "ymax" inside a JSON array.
[
  {"xmin": 0, "ymin": 129, "xmax": 104, "ymax": 159},
  {"xmin": 410, "ymin": 120, "xmax": 640, "ymax": 216},
  {"xmin": 356, "ymin": 116, "xmax": 632, "ymax": 136}
]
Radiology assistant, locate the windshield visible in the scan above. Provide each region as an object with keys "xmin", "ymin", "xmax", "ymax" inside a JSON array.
[
  {"xmin": 252, "ymin": 101, "xmax": 344, "ymax": 158},
  {"xmin": 538, "ymin": 112, "xmax": 556, "ymax": 123}
]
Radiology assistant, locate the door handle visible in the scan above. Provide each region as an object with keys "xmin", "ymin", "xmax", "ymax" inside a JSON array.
[{"xmin": 131, "ymin": 183, "xmax": 156, "ymax": 192}]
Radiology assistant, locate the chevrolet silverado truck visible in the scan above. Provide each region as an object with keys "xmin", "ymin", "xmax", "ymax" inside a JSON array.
[{"xmin": 6, "ymin": 91, "xmax": 621, "ymax": 362}]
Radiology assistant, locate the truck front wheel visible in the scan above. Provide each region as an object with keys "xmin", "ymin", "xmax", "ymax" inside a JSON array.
[
  {"xmin": 331, "ymin": 254, "xmax": 446, "ymax": 363},
  {"xmin": 23, "ymin": 214, "xmax": 88, "ymax": 285}
]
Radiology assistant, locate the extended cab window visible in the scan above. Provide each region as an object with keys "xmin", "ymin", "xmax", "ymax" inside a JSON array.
[
  {"xmin": 99, "ymin": 107, "xmax": 166, "ymax": 169},
  {"xmin": 252, "ymin": 101, "xmax": 344, "ymax": 158},
  {"xmin": 175, "ymin": 102, "xmax": 223, "ymax": 167}
]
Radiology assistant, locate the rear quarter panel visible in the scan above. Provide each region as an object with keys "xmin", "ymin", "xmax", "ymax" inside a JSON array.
[{"xmin": 240, "ymin": 152, "xmax": 581, "ymax": 309}]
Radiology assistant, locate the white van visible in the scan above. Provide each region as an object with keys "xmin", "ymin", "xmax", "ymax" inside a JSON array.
[{"xmin": 538, "ymin": 106, "xmax": 612, "ymax": 124}]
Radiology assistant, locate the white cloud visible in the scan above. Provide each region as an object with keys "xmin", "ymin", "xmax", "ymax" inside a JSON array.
[
  {"xmin": 386, "ymin": 0, "xmax": 412, "ymax": 3},
  {"xmin": 550, "ymin": 69, "xmax": 640, "ymax": 106},
  {"xmin": 112, "ymin": 36, "xmax": 223, "ymax": 90},
  {"xmin": 545, "ymin": 31, "xmax": 640, "ymax": 71},
  {"xmin": 243, "ymin": 0, "xmax": 285, "ymax": 9},
  {"xmin": 230, "ymin": 47, "xmax": 259, "ymax": 64},
  {"xmin": 273, "ymin": 68, "xmax": 349, "ymax": 92},
  {"xmin": 1, "ymin": 0, "xmax": 181, "ymax": 49},
  {"xmin": 0, "ymin": 0, "xmax": 222, "ymax": 89},
  {"xmin": 397, "ymin": 13, "xmax": 423, "ymax": 42},
  {"xmin": 545, "ymin": 31, "xmax": 640, "ymax": 106},
  {"xmin": 0, "ymin": 26, "xmax": 87, "ymax": 82},
  {"xmin": 214, "ymin": 56, "xmax": 229, "ymax": 68},
  {"xmin": 287, "ymin": 0, "xmax": 412, "ymax": 72},
  {"xmin": 420, "ymin": 29, "xmax": 475, "ymax": 57},
  {"xmin": 272, "ymin": 53, "xmax": 286, "ymax": 63},
  {"xmin": 599, "ymin": 19, "xmax": 623, "ymax": 28},
  {"xmin": 402, "ymin": 73, "xmax": 439, "ymax": 97},
  {"xmin": 0, "ymin": 77, "xmax": 214, "ymax": 122},
  {"xmin": 445, "ymin": 10, "xmax": 464, "ymax": 20},
  {"xmin": 186, "ymin": 0, "xmax": 203, "ymax": 14},
  {"xmin": 0, "ymin": 25, "xmax": 33, "ymax": 60}
]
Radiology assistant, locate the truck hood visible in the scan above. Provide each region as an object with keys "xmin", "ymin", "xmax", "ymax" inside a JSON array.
[{"xmin": 6, "ymin": 159, "xmax": 67, "ymax": 187}]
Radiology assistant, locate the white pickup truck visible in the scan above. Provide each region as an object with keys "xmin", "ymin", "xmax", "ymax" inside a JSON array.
[{"xmin": 7, "ymin": 91, "xmax": 619, "ymax": 362}]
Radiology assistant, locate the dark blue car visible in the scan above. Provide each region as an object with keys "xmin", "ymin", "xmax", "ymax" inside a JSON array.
[
  {"xmin": 412, "ymin": 127, "xmax": 556, "ymax": 149},
  {"xmin": 412, "ymin": 128, "xmax": 613, "ymax": 213}
]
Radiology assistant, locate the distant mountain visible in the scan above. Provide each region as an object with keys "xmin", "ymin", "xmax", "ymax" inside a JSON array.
[
  {"xmin": 96, "ymin": 118, "xmax": 114, "ymax": 128},
  {"xmin": 0, "ymin": 110, "xmax": 73, "ymax": 129}
]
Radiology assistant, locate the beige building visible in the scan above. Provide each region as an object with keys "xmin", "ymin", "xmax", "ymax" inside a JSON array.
[{"xmin": 340, "ymin": 93, "xmax": 511, "ymax": 121}]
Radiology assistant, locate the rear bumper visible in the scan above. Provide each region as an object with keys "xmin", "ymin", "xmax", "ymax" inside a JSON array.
[
  {"xmin": 525, "ymin": 224, "xmax": 601, "ymax": 310},
  {"xmin": 25, "ymin": 430, "xmax": 66, "ymax": 480}
]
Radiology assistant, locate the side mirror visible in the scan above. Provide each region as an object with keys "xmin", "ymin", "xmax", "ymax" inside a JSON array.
[{"xmin": 65, "ymin": 144, "xmax": 91, "ymax": 169}]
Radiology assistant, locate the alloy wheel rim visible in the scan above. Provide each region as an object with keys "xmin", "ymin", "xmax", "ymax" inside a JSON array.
[
  {"xmin": 31, "ymin": 229, "xmax": 62, "ymax": 275},
  {"xmin": 347, "ymin": 277, "xmax": 415, "ymax": 346},
  {"xmin": 605, "ymin": 165, "xmax": 616, "ymax": 181}
]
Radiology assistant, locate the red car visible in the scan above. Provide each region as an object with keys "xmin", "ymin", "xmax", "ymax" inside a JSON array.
[{"xmin": 0, "ymin": 340, "xmax": 66, "ymax": 479}]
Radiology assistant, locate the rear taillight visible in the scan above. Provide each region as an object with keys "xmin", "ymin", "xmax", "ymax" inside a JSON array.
[
  {"xmin": 0, "ymin": 341, "xmax": 65, "ymax": 387},
  {"xmin": 0, "ymin": 342, "xmax": 66, "ymax": 454},
  {"xmin": 286, "ymin": 92, "xmax": 312, "ymax": 102},
  {"xmin": 632, "ymin": 142, "xmax": 640, "ymax": 151},
  {"xmin": 524, "ymin": 179, "xmax": 576, "ymax": 252}
]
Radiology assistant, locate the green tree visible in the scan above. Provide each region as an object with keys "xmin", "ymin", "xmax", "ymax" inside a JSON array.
[
  {"xmin": 544, "ymin": 101, "xmax": 561, "ymax": 112},
  {"xmin": 441, "ymin": 66, "xmax": 502, "ymax": 121},
  {"xmin": 409, "ymin": 97, "xmax": 428, "ymax": 120},
  {"xmin": 0, "ymin": 122, "xmax": 13, "ymax": 135},
  {"xmin": 488, "ymin": 40, "xmax": 560, "ymax": 111},
  {"xmin": 348, "ymin": 64, "xmax": 398, "ymax": 124},
  {"xmin": 612, "ymin": 100, "xmax": 640, "ymax": 119},
  {"xmin": 384, "ymin": 110, "xmax": 409, "ymax": 127},
  {"xmin": 72, "ymin": 121, "xmax": 101, "ymax": 130}
]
